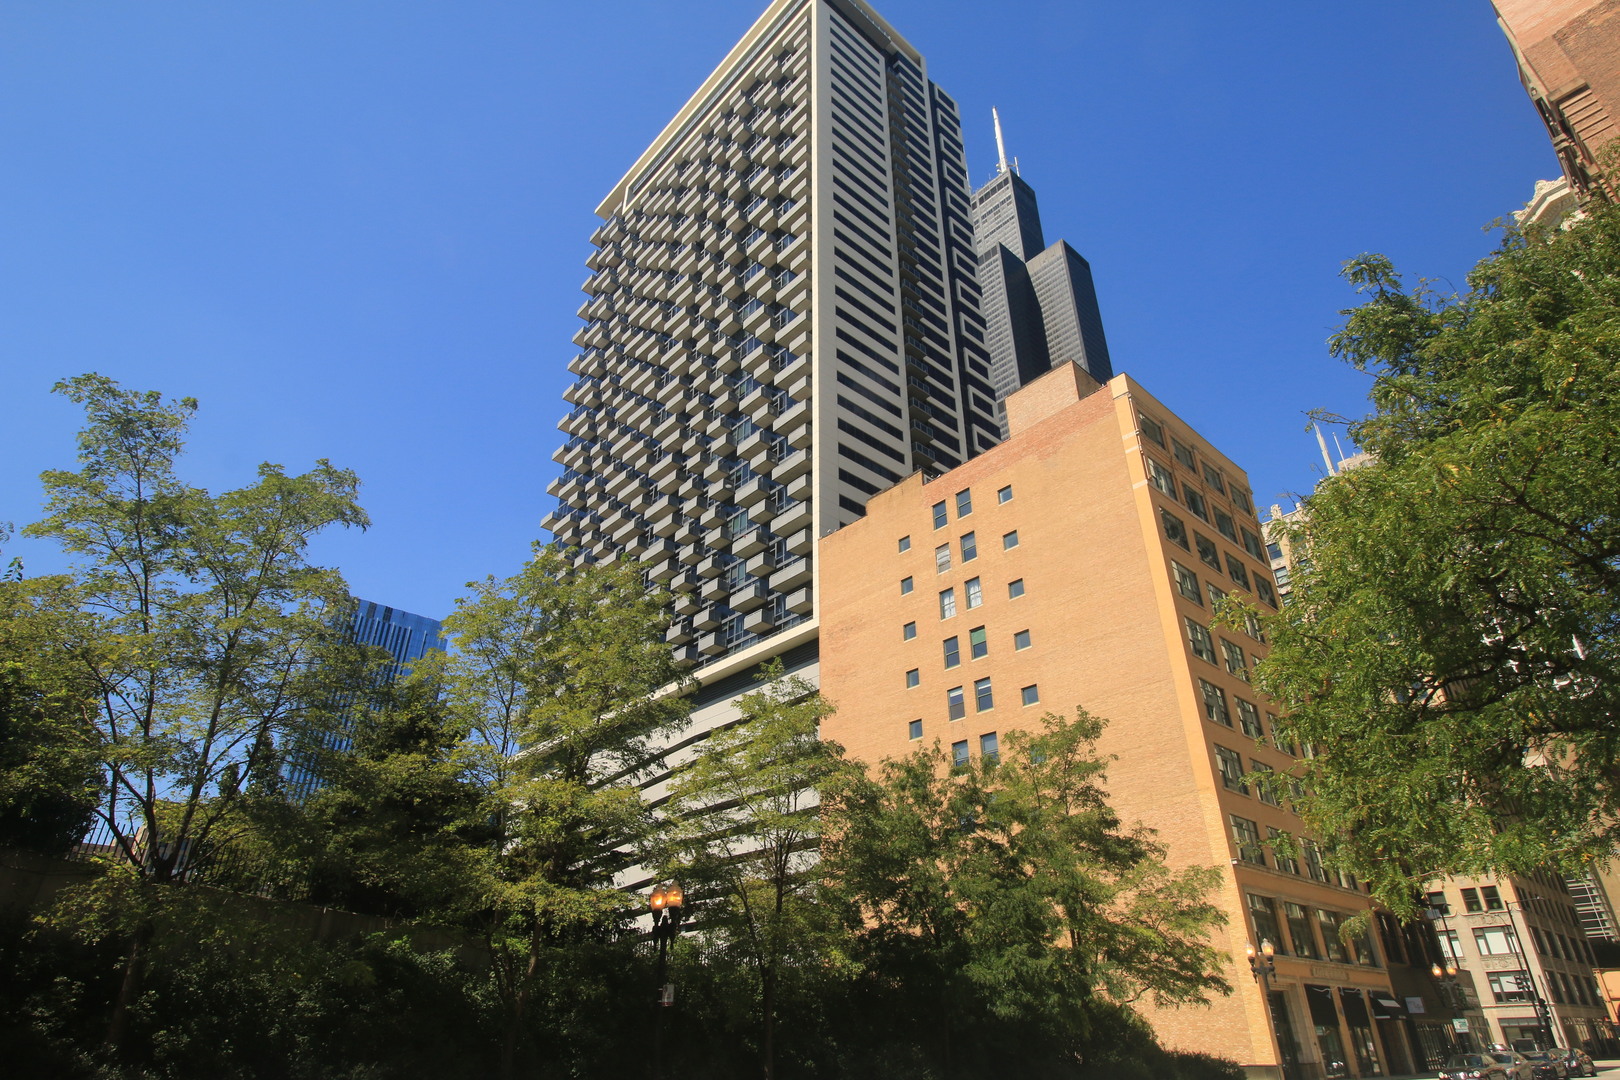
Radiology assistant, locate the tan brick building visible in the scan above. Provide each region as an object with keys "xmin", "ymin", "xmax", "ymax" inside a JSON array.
[{"xmin": 819, "ymin": 364, "xmax": 1409, "ymax": 1079}]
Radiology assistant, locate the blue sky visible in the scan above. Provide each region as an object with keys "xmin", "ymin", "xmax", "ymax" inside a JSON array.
[{"xmin": 0, "ymin": 1, "xmax": 1558, "ymax": 620}]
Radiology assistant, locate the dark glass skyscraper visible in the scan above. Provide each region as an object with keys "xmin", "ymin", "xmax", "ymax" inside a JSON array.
[{"xmin": 969, "ymin": 120, "xmax": 1112, "ymax": 435}]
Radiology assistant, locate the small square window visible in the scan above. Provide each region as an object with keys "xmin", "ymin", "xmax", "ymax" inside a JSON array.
[
  {"xmin": 943, "ymin": 636, "xmax": 961, "ymax": 668},
  {"xmin": 1195, "ymin": 534, "xmax": 1221, "ymax": 570},
  {"xmin": 980, "ymin": 731, "xmax": 999, "ymax": 761},
  {"xmin": 1008, "ymin": 578, "xmax": 1025, "ymax": 598},
  {"xmin": 1013, "ymin": 629, "xmax": 1031, "ymax": 650},
  {"xmin": 1215, "ymin": 509, "xmax": 1238, "ymax": 542},
  {"xmin": 1139, "ymin": 413, "xmax": 1166, "ymax": 447},
  {"xmin": 902, "ymin": 621, "xmax": 916, "ymax": 640},
  {"xmin": 898, "ymin": 535, "xmax": 911, "ymax": 553},
  {"xmin": 1202, "ymin": 463, "xmax": 1226, "ymax": 494},
  {"xmin": 997, "ymin": 485, "xmax": 1013, "ymax": 504},
  {"xmin": 1002, "ymin": 530, "xmax": 1019, "ymax": 550},
  {"xmin": 939, "ymin": 588, "xmax": 956, "ymax": 619},
  {"xmin": 1186, "ymin": 619, "xmax": 1216, "ymax": 663},
  {"xmin": 956, "ymin": 489, "xmax": 973, "ymax": 518},
  {"xmin": 1020, "ymin": 684, "xmax": 1040, "ymax": 706},
  {"xmin": 947, "ymin": 686, "xmax": 965, "ymax": 720},
  {"xmin": 952, "ymin": 739, "xmax": 970, "ymax": 767},
  {"xmin": 908, "ymin": 718, "xmax": 923, "ymax": 740},
  {"xmin": 905, "ymin": 668, "xmax": 920, "ymax": 688},
  {"xmin": 969, "ymin": 626, "xmax": 987, "ymax": 659},
  {"xmin": 1242, "ymin": 528, "xmax": 1265, "ymax": 562},
  {"xmin": 1207, "ymin": 582, "xmax": 1229, "ymax": 609},
  {"xmin": 1161, "ymin": 508, "xmax": 1189, "ymax": 549},
  {"xmin": 1221, "ymin": 639, "xmax": 1250, "ymax": 681},
  {"xmin": 935, "ymin": 544, "xmax": 952, "ymax": 574},
  {"xmin": 974, "ymin": 677, "xmax": 993, "ymax": 711},
  {"xmin": 932, "ymin": 501, "xmax": 948, "ymax": 529},
  {"xmin": 1172, "ymin": 438, "xmax": 1196, "ymax": 470},
  {"xmin": 1172, "ymin": 560, "xmax": 1202, "ymax": 604},
  {"xmin": 965, "ymin": 577, "xmax": 983, "ymax": 608},
  {"xmin": 1147, "ymin": 459, "xmax": 1178, "ymax": 499},
  {"xmin": 1184, "ymin": 488, "xmax": 1209, "ymax": 521},
  {"xmin": 1199, "ymin": 678, "xmax": 1231, "ymax": 726},
  {"xmin": 1237, "ymin": 699, "xmax": 1263, "ymax": 738},
  {"xmin": 960, "ymin": 532, "xmax": 977, "ymax": 562},
  {"xmin": 1226, "ymin": 554, "xmax": 1251, "ymax": 590},
  {"xmin": 900, "ymin": 576, "xmax": 914, "ymax": 595}
]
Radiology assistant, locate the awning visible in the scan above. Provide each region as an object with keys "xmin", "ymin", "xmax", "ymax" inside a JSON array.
[
  {"xmin": 1370, "ymin": 995, "xmax": 1408, "ymax": 1020},
  {"xmin": 1306, "ymin": 984, "xmax": 1340, "ymax": 1028},
  {"xmin": 1340, "ymin": 987, "xmax": 1372, "ymax": 1028}
]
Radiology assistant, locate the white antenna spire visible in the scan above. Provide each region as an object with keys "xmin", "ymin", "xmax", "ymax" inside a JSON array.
[
  {"xmin": 992, "ymin": 107, "xmax": 1008, "ymax": 175},
  {"xmin": 1313, "ymin": 424, "xmax": 1337, "ymax": 477}
]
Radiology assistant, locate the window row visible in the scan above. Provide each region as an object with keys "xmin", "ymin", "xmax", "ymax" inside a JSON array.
[
  {"xmin": 1246, "ymin": 893, "xmax": 1379, "ymax": 967},
  {"xmin": 942, "ymin": 678, "xmax": 1040, "ymax": 718},
  {"xmin": 1214, "ymin": 745, "xmax": 1284, "ymax": 806},
  {"xmin": 1184, "ymin": 617, "xmax": 1255, "ymax": 681},
  {"xmin": 1163, "ymin": 512, "xmax": 1278, "ymax": 609},
  {"xmin": 1198, "ymin": 679, "xmax": 1274, "ymax": 741},
  {"xmin": 1231, "ymin": 816, "xmax": 1349, "ymax": 888},
  {"xmin": 1138, "ymin": 409, "xmax": 1253, "ymax": 515}
]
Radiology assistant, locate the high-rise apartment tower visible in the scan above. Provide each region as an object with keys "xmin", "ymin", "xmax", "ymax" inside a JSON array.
[
  {"xmin": 969, "ymin": 114, "xmax": 1112, "ymax": 434},
  {"xmin": 543, "ymin": 0, "xmax": 1001, "ymax": 689}
]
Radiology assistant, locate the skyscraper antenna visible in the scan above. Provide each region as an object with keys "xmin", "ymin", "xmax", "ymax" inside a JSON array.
[
  {"xmin": 992, "ymin": 107, "xmax": 1008, "ymax": 175},
  {"xmin": 1313, "ymin": 424, "xmax": 1337, "ymax": 477}
]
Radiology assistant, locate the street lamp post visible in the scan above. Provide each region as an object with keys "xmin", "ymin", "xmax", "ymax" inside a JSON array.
[
  {"xmin": 650, "ymin": 882, "xmax": 686, "ymax": 1080},
  {"xmin": 1504, "ymin": 900, "xmax": 1561, "ymax": 1051},
  {"xmin": 1432, "ymin": 962, "xmax": 1466, "ymax": 1054},
  {"xmin": 1248, "ymin": 940, "xmax": 1293, "ymax": 1080}
]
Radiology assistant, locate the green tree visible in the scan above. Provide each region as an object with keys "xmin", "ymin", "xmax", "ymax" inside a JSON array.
[
  {"xmin": 1256, "ymin": 206, "xmax": 1620, "ymax": 914},
  {"xmin": 15, "ymin": 373, "xmax": 367, "ymax": 1045},
  {"xmin": 428, "ymin": 545, "xmax": 691, "ymax": 1079},
  {"xmin": 821, "ymin": 711, "xmax": 1229, "ymax": 1076},
  {"xmin": 660, "ymin": 661, "xmax": 856, "ymax": 1079}
]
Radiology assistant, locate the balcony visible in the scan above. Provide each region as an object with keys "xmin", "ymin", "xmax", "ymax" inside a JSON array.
[
  {"xmin": 770, "ymin": 497, "xmax": 811, "ymax": 535},
  {"xmin": 729, "ymin": 581, "xmax": 769, "ymax": 612},
  {"xmin": 784, "ymin": 585, "xmax": 813, "ymax": 615},
  {"xmin": 743, "ymin": 607, "xmax": 776, "ymax": 635},
  {"xmin": 770, "ymin": 555, "xmax": 811, "ymax": 591},
  {"xmin": 736, "ymin": 474, "xmax": 772, "ymax": 508},
  {"xmin": 769, "ymin": 445, "xmax": 810, "ymax": 482},
  {"xmin": 733, "ymin": 526, "xmax": 772, "ymax": 559}
]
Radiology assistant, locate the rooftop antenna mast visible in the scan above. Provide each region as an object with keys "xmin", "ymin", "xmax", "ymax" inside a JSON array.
[{"xmin": 992, "ymin": 107, "xmax": 1009, "ymax": 175}]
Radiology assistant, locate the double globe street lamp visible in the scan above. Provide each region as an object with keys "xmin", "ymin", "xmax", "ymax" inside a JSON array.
[{"xmin": 650, "ymin": 882, "xmax": 686, "ymax": 1080}]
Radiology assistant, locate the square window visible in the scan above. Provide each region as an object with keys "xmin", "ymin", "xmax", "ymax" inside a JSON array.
[
  {"xmin": 1199, "ymin": 679, "xmax": 1231, "ymax": 726},
  {"xmin": 939, "ymin": 588, "xmax": 957, "ymax": 618},
  {"xmin": 1237, "ymin": 698, "xmax": 1263, "ymax": 738},
  {"xmin": 1172, "ymin": 438, "xmax": 1196, "ymax": 470},
  {"xmin": 1139, "ymin": 413, "xmax": 1166, "ymax": 447},
  {"xmin": 902, "ymin": 621, "xmax": 916, "ymax": 640},
  {"xmin": 980, "ymin": 731, "xmax": 999, "ymax": 761},
  {"xmin": 1172, "ymin": 561, "xmax": 1202, "ymax": 604},
  {"xmin": 1231, "ymin": 815, "xmax": 1265, "ymax": 866},
  {"xmin": 1242, "ymin": 528, "xmax": 1265, "ymax": 561},
  {"xmin": 905, "ymin": 668, "xmax": 920, "ymax": 688},
  {"xmin": 1186, "ymin": 619, "xmax": 1216, "ymax": 663},
  {"xmin": 1272, "ymin": 831, "xmax": 1301, "ymax": 877},
  {"xmin": 1008, "ymin": 578, "xmax": 1025, "ymax": 598},
  {"xmin": 1481, "ymin": 885, "xmax": 1504, "ymax": 911},
  {"xmin": 900, "ymin": 576, "xmax": 913, "ymax": 595},
  {"xmin": 956, "ymin": 489, "xmax": 973, "ymax": 517},
  {"xmin": 935, "ymin": 544, "xmax": 952, "ymax": 574},
  {"xmin": 1148, "ymin": 459, "xmax": 1177, "ymax": 499},
  {"xmin": 1195, "ymin": 534, "xmax": 1221, "ymax": 570},
  {"xmin": 898, "ymin": 535, "xmax": 911, "ymax": 553},
  {"xmin": 943, "ymin": 636, "xmax": 960, "ymax": 668},
  {"xmin": 908, "ymin": 718, "xmax": 923, "ymax": 740},
  {"xmin": 1233, "ymin": 487, "xmax": 1254, "ymax": 515},
  {"xmin": 960, "ymin": 532, "xmax": 977, "ymax": 562},
  {"xmin": 932, "ymin": 501, "xmax": 948, "ymax": 529},
  {"xmin": 1253, "ymin": 763, "xmax": 1280, "ymax": 806},
  {"xmin": 997, "ymin": 485, "xmax": 1013, "ymax": 503},
  {"xmin": 969, "ymin": 626, "xmax": 987, "ymax": 659},
  {"xmin": 965, "ymin": 577, "xmax": 983, "ymax": 608},
  {"xmin": 1161, "ymin": 509, "xmax": 1189, "ymax": 549},
  {"xmin": 1461, "ymin": 887, "xmax": 1482, "ymax": 913},
  {"xmin": 1002, "ymin": 530, "xmax": 1019, "ymax": 550},
  {"xmin": 1184, "ymin": 488, "xmax": 1208, "ymax": 521},
  {"xmin": 974, "ymin": 677, "xmax": 993, "ymax": 712},
  {"xmin": 1215, "ymin": 745, "xmax": 1246, "ymax": 792},
  {"xmin": 1226, "ymin": 553, "xmax": 1251, "ymax": 590},
  {"xmin": 1207, "ymin": 582, "xmax": 1229, "ymax": 609},
  {"xmin": 1020, "ymin": 684, "xmax": 1040, "ymax": 706},
  {"xmin": 1255, "ymin": 576, "xmax": 1278, "ymax": 608},
  {"xmin": 951, "ymin": 740, "xmax": 970, "ymax": 769},
  {"xmin": 947, "ymin": 686, "xmax": 965, "ymax": 720},
  {"xmin": 1215, "ymin": 509, "xmax": 1238, "ymax": 542},
  {"xmin": 1245, "ymin": 612, "xmax": 1267, "ymax": 643},
  {"xmin": 1202, "ymin": 463, "xmax": 1226, "ymax": 494},
  {"xmin": 1013, "ymin": 629, "xmax": 1031, "ymax": 650},
  {"xmin": 1221, "ymin": 639, "xmax": 1249, "ymax": 680}
]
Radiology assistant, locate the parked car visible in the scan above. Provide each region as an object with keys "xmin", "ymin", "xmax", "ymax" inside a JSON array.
[
  {"xmin": 1550, "ymin": 1047, "xmax": 1596, "ymax": 1077},
  {"xmin": 1520, "ymin": 1050, "xmax": 1570, "ymax": 1080},
  {"xmin": 1485, "ymin": 1050, "xmax": 1537, "ymax": 1080},
  {"xmin": 1439, "ymin": 1053, "xmax": 1514, "ymax": 1079}
]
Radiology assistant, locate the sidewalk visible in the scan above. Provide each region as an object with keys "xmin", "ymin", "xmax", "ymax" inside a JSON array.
[{"xmin": 1380, "ymin": 1058, "xmax": 1620, "ymax": 1078}]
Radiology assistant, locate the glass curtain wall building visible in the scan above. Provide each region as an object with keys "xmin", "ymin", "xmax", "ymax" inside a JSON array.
[
  {"xmin": 282, "ymin": 598, "xmax": 446, "ymax": 800},
  {"xmin": 542, "ymin": 0, "xmax": 1000, "ymax": 684}
]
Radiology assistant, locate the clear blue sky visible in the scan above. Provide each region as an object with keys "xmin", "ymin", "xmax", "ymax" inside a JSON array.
[{"xmin": 0, "ymin": 1, "xmax": 1559, "ymax": 621}]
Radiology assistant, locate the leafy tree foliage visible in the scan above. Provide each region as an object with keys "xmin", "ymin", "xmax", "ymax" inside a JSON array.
[
  {"xmin": 660, "ymin": 661, "xmax": 856, "ymax": 1079},
  {"xmin": 820, "ymin": 710, "xmax": 1229, "ymax": 1076},
  {"xmin": 426, "ymin": 545, "xmax": 691, "ymax": 1078},
  {"xmin": 19, "ymin": 374, "xmax": 368, "ymax": 881},
  {"xmin": 1257, "ymin": 206, "xmax": 1620, "ymax": 912}
]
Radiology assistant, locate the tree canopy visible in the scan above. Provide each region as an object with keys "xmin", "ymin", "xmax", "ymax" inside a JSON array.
[{"xmin": 1256, "ymin": 206, "xmax": 1620, "ymax": 913}]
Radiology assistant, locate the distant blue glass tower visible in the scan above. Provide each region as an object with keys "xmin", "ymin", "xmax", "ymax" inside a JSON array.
[
  {"xmin": 282, "ymin": 597, "xmax": 446, "ymax": 800},
  {"xmin": 970, "ymin": 110, "xmax": 1112, "ymax": 435}
]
